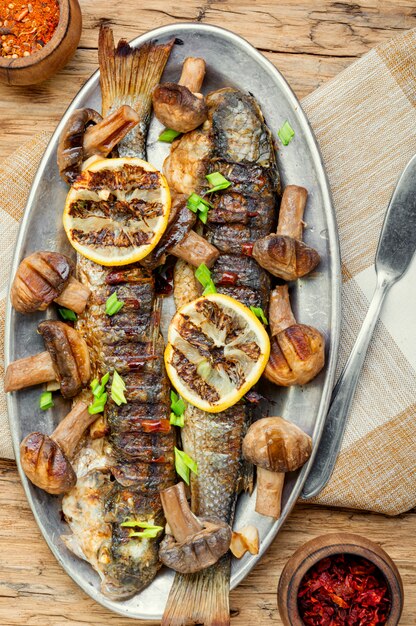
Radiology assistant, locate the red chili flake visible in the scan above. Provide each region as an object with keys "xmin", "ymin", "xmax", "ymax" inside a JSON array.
[
  {"xmin": 216, "ymin": 271, "xmax": 238, "ymax": 286},
  {"xmin": 241, "ymin": 242, "xmax": 254, "ymax": 256},
  {"xmin": 298, "ymin": 554, "xmax": 391, "ymax": 625},
  {"xmin": 140, "ymin": 419, "xmax": 171, "ymax": 433}
]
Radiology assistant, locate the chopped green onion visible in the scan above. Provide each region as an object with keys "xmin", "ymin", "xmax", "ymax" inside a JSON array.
[
  {"xmin": 91, "ymin": 372, "xmax": 109, "ymax": 398},
  {"xmin": 278, "ymin": 120, "xmax": 295, "ymax": 146},
  {"xmin": 250, "ymin": 306, "xmax": 268, "ymax": 325},
  {"xmin": 158, "ymin": 128, "xmax": 181, "ymax": 143},
  {"xmin": 105, "ymin": 291, "xmax": 124, "ymax": 316},
  {"xmin": 111, "ymin": 370, "xmax": 127, "ymax": 406},
  {"xmin": 39, "ymin": 391, "xmax": 53, "ymax": 411},
  {"xmin": 170, "ymin": 390, "xmax": 185, "ymax": 427},
  {"xmin": 195, "ymin": 263, "xmax": 217, "ymax": 294},
  {"xmin": 88, "ymin": 392, "xmax": 108, "ymax": 415},
  {"xmin": 205, "ymin": 171, "xmax": 232, "ymax": 193},
  {"xmin": 170, "ymin": 412, "xmax": 185, "ymax": 427},
  {"xmin": 202, "ymin": 282, "xmax": 217, "ymax": 296},
  {"xmin": 120, "ymin": 519, "xmax": 164, "ymax": 539},
  {"xmin": 195, "ymin": 263, "xmax": 212, "ymax": 287},
  {"xmin": 129, "ymin": 527, "xmax": 163, "ymax": 539},
  {"xmin": 121, "ymin": 519, "xmax": 163, "ymax": 529},
  {"xmin": 174, "ymin": 447, "xmax": 198, "ymax": 485},
  {"xmin": 170, "ymin": 390, "xmax": 186, "ymax": 416},
  {"xmin": 58, "ymin": 307, "xmax": 77, "ymax": 321},
  {"xmin": 187, "ymin": 193, "xmax": 212, "ymax": 223}
]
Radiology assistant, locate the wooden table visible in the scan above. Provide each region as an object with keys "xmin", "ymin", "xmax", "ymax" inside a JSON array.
[{"xmin": 1, "ymin": 1, "xmax": 415, "ymax": 624}]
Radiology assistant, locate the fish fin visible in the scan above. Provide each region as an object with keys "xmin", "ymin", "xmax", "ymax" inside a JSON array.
[
  {"xmin": 98, "ymin": 26, "xmax": 174, "ymax": 156},
  {"xmin": 162, "ymin": 557, "xmax": 230, "ymax": 626}
]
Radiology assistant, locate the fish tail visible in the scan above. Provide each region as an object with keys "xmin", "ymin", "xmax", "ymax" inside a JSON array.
[
  {"xmin": 98, "ymin": 26, "xmax": 174, "ymax": 157},
  {"xmin": 162, "ymin": 558, "xmax": 230, "ymax": 626}
]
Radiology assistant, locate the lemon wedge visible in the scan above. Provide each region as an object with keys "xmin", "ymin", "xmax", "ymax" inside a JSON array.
[
  {"xmin": 63, "ymin": 157, "xmax": 171, "ymax": 266},
  {"xmin": 165, "ymin": 293, "xmax": 270, "ymax": 413}
]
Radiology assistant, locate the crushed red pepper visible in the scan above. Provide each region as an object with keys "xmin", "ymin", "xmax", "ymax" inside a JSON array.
[
  {"xmin": 0, "ymin": 0, "xmax": 59, "ymax": 59},
  {"xmin": 298, "ymin": 554, "xmax": 391, "ymax": 626}
]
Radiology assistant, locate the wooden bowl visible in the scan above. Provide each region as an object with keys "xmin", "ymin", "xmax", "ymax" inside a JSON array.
[
  {"xmin": 0, "ymin": 0, "xmax": 82, "ymax": 86},
  {"xmin": 278, "ymin": 533, "xmax": 404, "ymax": 625}
]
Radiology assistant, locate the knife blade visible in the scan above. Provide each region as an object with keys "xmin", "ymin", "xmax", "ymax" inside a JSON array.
[{"xmin": 303, "ymin": 152, "xmax": 416, "ymax": 499}]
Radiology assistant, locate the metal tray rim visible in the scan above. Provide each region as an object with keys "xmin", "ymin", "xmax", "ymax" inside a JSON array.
[{"xmin": 4, "ymin": 21, "xmax": 341, "ymax": 621}]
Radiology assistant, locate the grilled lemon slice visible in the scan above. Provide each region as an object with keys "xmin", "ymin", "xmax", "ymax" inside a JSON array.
[
  {"xmin": 63, "ymin": 157, "xmax": 171, "ymax": 266},
  {"xmin": 165, "ymin": 293, "xmax": 270, "ymax": 413}
]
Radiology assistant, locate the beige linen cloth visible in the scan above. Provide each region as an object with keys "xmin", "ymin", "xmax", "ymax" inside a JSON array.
[{"xmin": 1, "ymin": 30, "xmax": 415, "ymax": 516}]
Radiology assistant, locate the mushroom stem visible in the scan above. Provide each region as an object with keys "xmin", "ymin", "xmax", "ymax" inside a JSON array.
[
  {"xmin": 170, "ymin": 229, "xmax": 220, "ymax": 268},
  {"xmin": 178, "ymin": 57, "xmax": 206, "ymax": 93},
  {"xmin": 52, "ymin": 401, "xmax": 95, "ymax": 458},
  {"xmin": 255, "ymin": 468, "xmax": 285, "ymax": 518},
  {"xmin": 83, "ymin": 105, "xmax": 140, "ymax": 159},
  {"xmin": 269, "ymin": 285, "xmax": 296, "ymax": 336},
  {"xmin": 276, "ymin": 185, "xmax": 308, "ymax": 240},
  {"xmin": 4, "ymin": 351, "xmax": 56, "ymax": 392},
  {"xmin": 160, "ymin": 482, "xmax": 204, "ymax": 544},
  {"xmin": 54, "ymin": 276, "xmax": 91, "ymax": 314}
]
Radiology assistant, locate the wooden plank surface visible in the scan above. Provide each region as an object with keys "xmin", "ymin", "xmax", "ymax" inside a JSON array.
[{"xmin": 1, "ymin": 1, "xmax": 415, "ymax": 624}]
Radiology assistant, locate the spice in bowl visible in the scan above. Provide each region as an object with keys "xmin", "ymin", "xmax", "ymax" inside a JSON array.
[
  {"xmin": 0, "ymin": 0, "xmax": 60, "ymax": 59},
  {"xmin": 298, "ymin": 553, "xmax": 391, "ymax": 625}
]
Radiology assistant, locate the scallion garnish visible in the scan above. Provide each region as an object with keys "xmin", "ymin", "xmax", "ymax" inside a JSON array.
[
  {"xmin": 120, "ymin": 519, "xmax": 164, "ymax": 539},
  {"xmin": 88, "ymin": 392, "xmax": 108, "ymax": 415},
  {"xmin": 111, "ymin": 370, "xmax": 127, "ymax": 406},
  {"xmin": 250, "ymin": 306, "xmax": 268, "ymax": 325},
  {"xmin": 174, "ymin": 447, "xmax": 198, "ymax": 485},
  {"xmin": 187, "ymin": 193, "xmax": 212, "ymax": 224},
  {"xmin": 158, "ymin": 128, "xmax": 181, "ymax": 143},
  {"xmin": 170, "ymin": 390, "xmax": 186, "ymax": 427},
  {"xmin": 39, "ymin": 391, "xmax": 53, "ymax": 411},
  {"xmin": 91, "ymin": 372, "xmax": 109, "ymax": 398},
  {"xmin": 205, "ymin": 171, "xmax": 232, "ymax": 193},
  {"xmin": 195, "ymin": 263, "xmax": 217, "ymax": 295},
  {"xmin": 105, "ymin": 291, "xmax": 124, "ymax": 316},
  {"xmin": 170, "ymin": 412, "xmax": 185, "ymax": 427},
  {"xmin": 170, "ymin": 390, "xmax": 186, "ymax": 417},
  {"xmin": 278, "ymin": 120, "xmax": 295, "ymax": 146},
  {"xmin": 58, "ymin": 307, "xmax": 77, "ymax": 321}
]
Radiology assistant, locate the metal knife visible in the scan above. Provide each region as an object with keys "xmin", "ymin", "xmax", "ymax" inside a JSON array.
[{"xmin": 302, "ymin": 153, "xmax": 416, "ymax": 499}]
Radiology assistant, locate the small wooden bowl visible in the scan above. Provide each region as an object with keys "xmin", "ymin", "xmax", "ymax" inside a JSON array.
[
  {"xmin": 0, "ymin": 0, "xmax": 82, "ymax": 86},
  {"xmin": 278, "ymin": 533, "xmax": 403, "ymax": 625}
]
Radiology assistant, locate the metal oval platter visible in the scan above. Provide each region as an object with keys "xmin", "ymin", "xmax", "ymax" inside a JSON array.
[{"xmin": 5, "ymin": 23, "xmax": 341, "ymax": 621}]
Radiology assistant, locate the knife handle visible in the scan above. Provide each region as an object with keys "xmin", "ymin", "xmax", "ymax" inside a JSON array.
[{"xmin": 302, "ymin": 273, "xmax": 392, "ymax": 499}]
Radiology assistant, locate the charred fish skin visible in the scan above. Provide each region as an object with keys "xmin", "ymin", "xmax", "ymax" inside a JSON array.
[
  {"xmin": 162, "ymin": 88, "xmax": 279, "ymax": 626},
  {"xmin": 62, "ymin": 29, "xmax": 176, "ymax": 600}
]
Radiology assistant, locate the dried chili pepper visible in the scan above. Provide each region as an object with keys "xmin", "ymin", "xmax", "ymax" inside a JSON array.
[
  {"xmin": 298, "ymin": 554, "xmax": 391, "ymax": 625},
  {"xmin": 0, "ymin": 0, "xmax": 59, "ymax": 59}
]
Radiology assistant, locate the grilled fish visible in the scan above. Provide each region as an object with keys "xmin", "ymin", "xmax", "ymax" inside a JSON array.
[
  {"xmin": 62, "ymin": 28, "xmax": 176, "ymax": 599},
  {"xmin": 162, "ymin": 88, "xmax": 280, "ymax": 625}
]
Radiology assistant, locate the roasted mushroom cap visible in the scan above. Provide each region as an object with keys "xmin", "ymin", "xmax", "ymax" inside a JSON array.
[
  {"xmin": 159, "ymin": 482, "xmax": 232, "ymax": 574},
  {"xmin": 152, "ymin": 57, "xmax": 208, "ymax": 134},
  {"xmin": 253, "ymin": 234, "xmax": 320, "ymax": 281},
  {"xmin": 38, "ymin": 320, "xmax": 90, "ymax": 398},
  {"xmin": 20, "ymin": 431, "xmax": 77, "ymax": 494},
  {"xmin": 4, "ymin": 321, "xmax": 90, "ymax": 396},
  {"xmin": 243, "ymin": 416, "xmax": 312, "ymax": 518},
  {"xmin": 264, "ymin": 285, "xmax": 325, "ymax": 387},
  {"xmin": 11, "ymin": 251, "xmax": 73, "ymax": 314},
  {"xmin": 20, "ymin": 402, "xmax": 95, "ymax": 494},
  {"xmin": 11, "ymin": 250, "xmax": 90, "ymax": 315},
  {"xmin": 253, "ymin": 185, "xmax": 320, "ymax": 281},
  {"xmin": 58, "ymin": 108, "xmax": 103, "ymax": 184},
  {"xmin": 153, "ymin": 83, "xmax": 208, "ymax": 134}
]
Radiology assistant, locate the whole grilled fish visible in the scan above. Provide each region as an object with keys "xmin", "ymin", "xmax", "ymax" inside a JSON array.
[
  {"xmin": 62, "ymin": 28, "xmax": 176, "ymax": 599},
  {"xmin": 162, "ymin": 88, "xmax": 280, "ymax": 625}
]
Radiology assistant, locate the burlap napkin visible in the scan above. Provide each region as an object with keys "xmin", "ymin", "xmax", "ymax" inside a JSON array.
[{"xmin": 1, "ymin": 29, "xmax": 415, "ymax": 515}]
